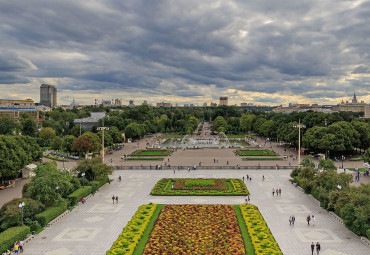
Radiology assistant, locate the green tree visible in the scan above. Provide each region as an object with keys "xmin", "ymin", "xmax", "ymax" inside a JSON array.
[
  {"xmin": 75, "ymin": 157, "xmax": 113, "ymax": 181},
  {"xmin": 300, "ymin": 156, "xmax": 315, "ymax": 168},
  {"xmin": 124, "ymin": 122, "xmax": 143, "ymax": 138},
  {"xmin": 185, "ymin": 116, "xmax": 199, "ymax": 134},
  {"xmin": 212, "ymin": 116, "xmax": 227, "ymax": 133},
  {"xmin": 63, "ymin": 135, "xmax": 76, "ymax": 152},
  {"xmin": 81, "ymin": 132, "xmax": 102, "ymax": 152},
  {"xmin": 0, "ymin": 117, "xmax": 18, "ymax": 135},
  {"xmin": 240, "ymin": 114, "xmax": 255, "ymax": 132},
  {"xmin": 318, "ymin": 159, "xmax": 337, "ymax": 171},
  {"xmin": 20, "ymin": 113, "xmax": 38, "ymax": 137},
  {"xmin": 26, "ymin": 162, "xmax": 73, "ymax": 206},
  {"xmin": 363, "ymin": 148, "xmax": 370, "ymax": 163},
  {"xmin": 50, "ymin": 136, "xmax": 63, "ymax": 151},
  {"xmin": 107, "ymin": 126, "xmax": 123, "ymax": 143},
  {"xmin": 97, "ymin": 131, "xmax": 113, "ymax": 147},
  {"xmin": 70, "ymin": 125, "xmax": 85, "ymax": 137},
  {"xmin": 39, "ymin": 127, "xmax": 56, "ymax": 145}
]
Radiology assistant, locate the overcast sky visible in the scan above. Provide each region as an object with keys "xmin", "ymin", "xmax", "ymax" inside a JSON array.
[{"xmin": 0, "ymin": 0, "xmax": 369, "ymax": 106}]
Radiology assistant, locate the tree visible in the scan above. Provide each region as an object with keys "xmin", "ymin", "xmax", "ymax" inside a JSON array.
[
  {"xmin": 70, "ymin": 125, "xmax": 85, "ymax": 137},
  {"xmin": 81, "ymin": 132, "xmax": 101, "ymax": 152},
  {"xmin": 212, "ymin": 116, "xmax": 227, "ymax": 133},
  {"xmin": 185, "ymin": 116, "xmax": 199, "ymax": 134},
  {"xmin": 75, "ymin": 157, "xmax": 113, "ymax": 181},
  {"xmin": 364, "ymin": 148, "xmax": 370, "ymax": 163},
  {"xmin": 39, "ymin": 127, "xmax": 56, "ymax": 145},
  {"xmin": 51, "ymin": 136, "xmax": 63, "ymax": 151},
  {"xmin": 124, "ymin": 122, "xmax": 143, "ymax": 138},
  {"xmin": 108, "ymin": 126, "xmax": 123, "ymax": 143},
  {"xmin": 318, "ymin": 159, "xmax": 337, "ymax": 171},
  {"xmin": 63, "ymin": 135, "xmax": 76, "ymax": 152},
  {"xmin": 0, "ymin": 117, "xmax": 18, "ymax": 135},
  {"xmin": 72, "ymin": 136, "xmax": 94, "ymax": 154},
  {"xmin": 20, "ymin": 113, "xmax": 38, "ymax": 137},
  {"xmin": 240, "ymin": 114, "xmax": 254, "ymax": 132},
  {"xmin": 300, "ymin": 156, "xmax": 315, "ymax": 168},
  {"xmin": 26, "ymin": 162, "xmax": 73, "ymax": 206},
  {"xmin": 97, "ymin": 131, "xmax": 113, "ymax": 147}
]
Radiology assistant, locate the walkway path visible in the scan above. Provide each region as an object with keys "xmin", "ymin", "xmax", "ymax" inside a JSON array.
[{"xmin": 23, "ymin": 169, "xmax": 369, "ymax": 255}]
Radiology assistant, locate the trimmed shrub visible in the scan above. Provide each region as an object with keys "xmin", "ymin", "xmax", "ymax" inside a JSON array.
[
  {"xmin": 67, "ymin": 186, "xmax": 92, "ymax": 205},
  {"xmin": 0, "ymin": 226, "xmax": 30, "ymax": 253},
  {"xmin": 36, "ymin": 202, "xmax": 68, "ymax": 227}
]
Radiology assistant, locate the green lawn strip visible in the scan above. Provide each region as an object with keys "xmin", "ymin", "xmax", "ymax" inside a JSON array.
[
  {"xmin": 226, "ymin": 180, "xmax": 235, "ymax": 190},
  {"xmin": 349, "ymin": 157, "xmax": 363, "ymax": 161},
  {"xmin": 227, "ymin": 134, "xmax": 247, "ymax": 138},
  {"xmin": 156, "ymin": 134, "xmax": 184, "ymax": 139},
  {"xmin": 125, "ymin": 157, "xmax": 164, "ymax": 161},
  {"xmin": 236, "ymin": 149, "xmax": 277, "ymax": 156},
  {"xmin": 242, "ymin": 157, "xmax": 283, "ymax": 161},
  {"xmin": 234, "ymin": 205, "xmax": 256, "ymax": 255},
  {"xmin": 346, "ymin": 167, "xmax": 366, "ymax": 172},
  {"xmin": 133, "ymin": 204, "xmax": 165, "ymax": 255}
]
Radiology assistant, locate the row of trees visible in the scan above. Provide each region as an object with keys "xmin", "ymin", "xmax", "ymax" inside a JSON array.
[
  {"xmin": 0, "ymin": 135, "xmax": 42, "ymax": 182},
  {"xmin": 291, "ymin": 157, "xmax": 369, "ymax": 238}
]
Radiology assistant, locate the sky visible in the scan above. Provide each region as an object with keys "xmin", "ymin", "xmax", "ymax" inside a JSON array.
[{"xmin": 0, "ymin": 0, "xmax": 369, "ymax": 106}]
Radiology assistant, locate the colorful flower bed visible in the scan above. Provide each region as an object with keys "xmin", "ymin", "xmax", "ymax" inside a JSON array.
[
  {"xmin": 151, "ymin": 178, "xmax": 249, "ymax": 196},
  {"xmin": 106, "ymin": 204, "xmax": 157, "ymax": 255},
  {"xmin": 143, "ymin": 205, "xmax": 245, "ymax": 255},
  {"xmin": 240, "ymin": 204, "xmax": 282, "ymax": 255},
  {"xmin": 173, "ymin": 179, "xmax": 228, "ymax": 191}
]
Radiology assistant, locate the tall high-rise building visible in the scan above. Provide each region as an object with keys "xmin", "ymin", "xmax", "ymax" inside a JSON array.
[
  {"xmin": 219, "ymin": 97, "xmax": 228, "ymax": 106},
  {"xmin": 40, "ymin": 84, "xmax": 57, "ymax": 107}
]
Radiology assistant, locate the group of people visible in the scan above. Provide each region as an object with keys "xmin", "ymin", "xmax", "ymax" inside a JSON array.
[
  {"xmin": 306, "ymin": 214, "xmax": 316, "ymax": 226},
  {"xmin": 112, "ymin": 195, "xmax": 119, "ymax": 204},
  {"xmin": 243, "ymin": 175, "xmax": 252, "ymax": 182},
  {"xmin": 311, "ymin": 242, "xmax": 321, "ymax": 255},
  {"xmin": 288, "ymin": 215, "xmax": 296, "ymax": 225},
  {"xmin": 272, "ymin": 188, "xmax": 282, "ymax": 196},
  {"xmin": 13, "ymin": 240, "xmax": 24, "ymax": 254}
]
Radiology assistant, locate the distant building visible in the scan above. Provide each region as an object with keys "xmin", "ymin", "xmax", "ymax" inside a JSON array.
[
  {"xmin": 210, "ymin": 102, "xmax": 217, "ymax": 107},
  {"xmin": 240, "ymin": 103, "xmax": 248, "ymax": 107},
  {"xmin": 338, "ymin": 92, "xmax": 367, "ymax": 112},
  {"xmin": 273, "ymin": 103, "xmax": 334, "ymax": 113},
  {"xmin": 129, "ymin": 100, "xmax": 135, "ymax": 107},
  {"xmin": 74, "ymin": 112, "xmax": 106, "ymax": 131},
  {"xmin": 156, "ymin": 102, "xmax": 172, "ymax": 107},
  {"xmin": 0, "ymin": 98, "xmax": 34, "ymax": 106},
  {"xmin": 219, "ymin": 97, "xmax": 228, "ymax": 106},
  {"xmin": 202, "ymin": 102, "xmax": 207, "ymax": 107},
  {"xmin": 40, "ymin": 84, "xmax": 57, "ymax": 108},
  {"xmin": 142, "ymin": 100, "xmax": 148, "ymax": 105},
  {"xmin": 364, "ymin": 105, "xmax": 370, "ymax": 119},
  {"xmin": 0, "ymin": 106, "xmax": 39, "ymax": 121}
]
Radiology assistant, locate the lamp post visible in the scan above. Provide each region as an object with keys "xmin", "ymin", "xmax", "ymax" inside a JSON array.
[
  {"xmin": 62, "ymin": 156, "xmax": 65, "ymax": 169},
  {"xmin": 81, "ymin": 173, "xmax": 85, "ymax": 187},
  {"xmin": 293, "ymin": 119, "xmax": 306, "ymax": 165},
  {"xmin": 19, "ymin": 202, "xmax": 25, "ymax": 226},
  {"xmin": 97, "ymin": 126, "xmax": 109, "ymax": 163}
]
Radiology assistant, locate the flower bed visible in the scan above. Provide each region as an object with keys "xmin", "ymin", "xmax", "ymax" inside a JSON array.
[
  {"xmin": 237, "ymin": 149, "xmax": 277, "ymax": 156},
  {"xmin": 240, "ymin": 204, "xmax": 282, "ymax": 254},
  {"xmin": 106, "ymin": 204, "xmax": 157, "ymax": 255},
  {"xmin": 143, "ymin": 205, "xmax": 245, "ymax": 254},
  {"xmin": 130, "ymin": 149, "xmax": 171, "ymax": 156},
  {"xmin": 151, "ymin": 178, "xmax": 249, "ymax": 196}
]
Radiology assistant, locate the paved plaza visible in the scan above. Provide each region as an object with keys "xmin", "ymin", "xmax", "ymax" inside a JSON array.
[{"xmin": 23, "ymin": 169, "xmax": 369, "ymax": 255}]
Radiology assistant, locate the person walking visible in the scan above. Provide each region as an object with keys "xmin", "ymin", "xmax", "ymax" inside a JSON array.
[
  {"xmin": 272, "ymin": 188, "xmax": 275, "ymax": 196},
  {"xmin": 14, "ymin": 242, "xmax": 19, "ymax": 254},
  {"xmin": 311, "ymin": 242, "xmax": 315, "ymax": 255},
  {"xmin": 119, "ymin": 176, "xmax": 121, "ymax": 182},
  {"xmin": 262, "ymin": 175, "xmax": 265, "ymax": 181},
  {"xmin": 242, "ymin": 176, "xmax": 245, "ymax": 181},
  {"xmin": 292, "ymin": 215, "xmax": 295, "ymax": 226},
  {"xmin": 307, "ymin": 215, "xmax": 311, "ymax": 225},
  {"xmin": 289, "ymin": 216, "xmax": 292, "ymax": 225},
  {"xmin": 19, "ymin": 240, "xmax": 24, "ymax": 253},
  {"xmin": 112, "ymin": 195, "xmax": 115, "ymax": 204},
  {"xmin": 115, "ymin": 196, "xmax": 118, "ymax": 204},
  {"xmin": 245, "ymin": 196, "xmax": 248, "ymax": 204},
  {"xmin": 311, "ymin": 215, "xmax": 315, "ymax": 226},
  {"xmin": 279, "ymin": 188, "xmax": 281, "ymax": 196},
  {"xmin": 276, "ymin": 188, "xmax": 279, "ymax": 196},
  {"xmin": 316, "ymin": 242, "xmax": 321, "ymax": 255}
]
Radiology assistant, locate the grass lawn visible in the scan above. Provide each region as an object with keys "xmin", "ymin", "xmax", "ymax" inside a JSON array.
[
  {"xmin": 346, "ymin": 168, "xmax": 366, "ymax": 172},
  {"xmin": 234, "ymin": 205, "xmax": 255, "ymax": 255},
  {"xmin": 131, "ymin": 149, "xmax": 172, "ymax": 156},
  {"xmin": 242, "ymin": 157, "xmax": 284, "ymax": 161},
  {"xmin": 227, "ymin": 134, "xmax": 247, "ymax": 138},
  {"xmin": 237, "ymin": 149, "xmax": 277, "ymax": 156},
  {"xmin": 349, "ymin": 157, "xmax": 363, "ymax": 161},
  {"xmin": 125, "ymin": 157, "xmax": 164, "ymax": 161},
  {"xmin": 151, "ymin": 178, "xmax": 249, "ymax": 196}
]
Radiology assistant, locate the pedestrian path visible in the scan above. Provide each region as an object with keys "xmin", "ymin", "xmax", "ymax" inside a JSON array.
[{"xmin": 23, "ymin": 170, "xmax": 370, "ymax": 255}]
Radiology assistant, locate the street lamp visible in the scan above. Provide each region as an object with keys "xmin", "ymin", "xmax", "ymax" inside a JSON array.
[
  {"xmin": 18, "ymin": 202, "xmax": 25, "ymax": 226},
  {"xmin": 62, "ymin": 156, "xmax": 65, "ymax": 169},
  {"xmin": 97, "ymin": 126, "xmax": 109, "ymax": 163},
  {"xmin": 81, "ymin": 173, "xmax": 85, "ymax": 187},
  {"xmin": 293, "ymin": 119, "xmax": 306, "ymax": 165}
]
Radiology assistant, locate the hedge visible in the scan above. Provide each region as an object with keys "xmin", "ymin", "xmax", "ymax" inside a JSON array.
[
  {"xmin": 67, "ymin": 186, "xmax": 93, "ymax": 205},
  {"xmin": 0, "ymin": 226, "xmax": 30, "ymax": 253},
  {"xmin": 36, "ymin": 203, "xmax": 67, "ymax": 227}
]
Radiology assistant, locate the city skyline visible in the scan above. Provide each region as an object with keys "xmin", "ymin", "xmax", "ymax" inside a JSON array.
[{"xmin": 0, "ymin": 0, "xmax": 369, "ymax": 106}]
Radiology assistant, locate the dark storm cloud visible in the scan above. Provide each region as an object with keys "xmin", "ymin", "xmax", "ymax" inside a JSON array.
[{"xmin": 0, "ymin": 0, "xmax": 369, "ymax": 104}]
